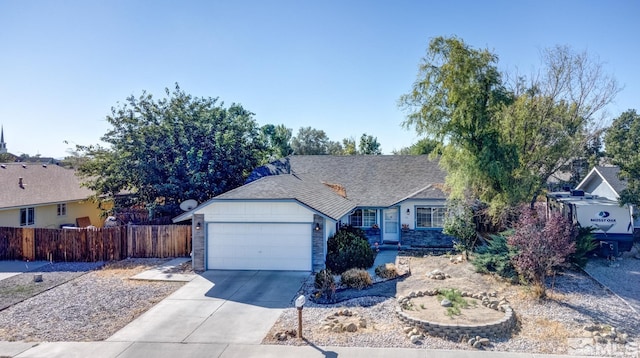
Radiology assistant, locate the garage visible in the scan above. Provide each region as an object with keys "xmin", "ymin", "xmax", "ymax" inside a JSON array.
[{"xmin": 207, "ymin": 222, "xmax": 312, "ymax": 271}]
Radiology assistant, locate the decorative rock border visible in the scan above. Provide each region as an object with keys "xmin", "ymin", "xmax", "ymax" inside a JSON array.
[{"xmin": 396, "ymin": 289, "xmax": 516, "ymax": 340}]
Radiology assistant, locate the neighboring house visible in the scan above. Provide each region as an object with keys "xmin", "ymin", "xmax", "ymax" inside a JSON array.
[
  {"xmin": 0, "ymin": 163, "xmax": 103, "ymax": 228},
  {"xmin": 575, "ymin": 165, "xmax": 640, "ymax": 229},
  {"xmin": 174, "ymin": 155, "xmax": 453, "ymax": 272}
]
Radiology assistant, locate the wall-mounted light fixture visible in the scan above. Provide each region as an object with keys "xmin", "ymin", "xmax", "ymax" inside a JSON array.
[
  {"xmin": 406, "ymin": 208, "xmax": 410, "ymax": 214},
  {"xmin": 195, "ymin": 221, "xmax": 202, "ymax": 230},
  {"xmin": 314, "ymin": 223, "xmax": 321, "ymax": 231}
]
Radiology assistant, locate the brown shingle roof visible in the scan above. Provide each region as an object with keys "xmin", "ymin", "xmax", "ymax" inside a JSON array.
[
  {"xmin": 284, "ymin": 155, "xmax": 446, "ymax": 206},
  {"xmin": 243, "ymin": 155, "xmax": 446, "ymax": 211},
  {"xmin": 174, "ymin": 155, "xmax": 447, "ymax": 222},
  {"xmin": 0, "ymin": 163, "xmax": 93, "ymax": 209}
]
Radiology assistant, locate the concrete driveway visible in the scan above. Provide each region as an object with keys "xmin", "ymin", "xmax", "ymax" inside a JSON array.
[{"xmin": 107, "ymin": 270, "xmax": 308, "ymax": 345}]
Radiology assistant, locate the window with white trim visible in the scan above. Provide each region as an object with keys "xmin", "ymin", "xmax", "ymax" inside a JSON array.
[
  {"xmin": 57, "ymin": 203, "xmax": 67, "ymax": 216},
  {"xmin": 415, "ymin": 206, "xmax": 446, "ymax": 228},
  {"xmin": 20, "ymin": 207, "xmax": 35, "ymax": 226},
  {"xmin": 349, "ymin": 209, "xmax": 377, "ymax": 227}
]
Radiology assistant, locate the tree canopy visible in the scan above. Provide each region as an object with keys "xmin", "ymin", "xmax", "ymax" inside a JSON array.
[
  {"xmin": 399, "ymin": 36, "xmax": 517, "ymax": 220},
  {"xmin": 291, "ymin": 126, "xmax": 331, "ymax": 155},
  {"xmin": 393, "ymin": 138, "xmax": 439, "ymax": 155},
  {"xmin": 290, "ymin": 126, "xmax": 382, "ymax": 156},
  {"xmin": 358, "ymin": 133, "xmax": 382, "ymax": 155},
  {"xmin": 261, "ymin": 124, "xmax": 293, "ymax": 160},
  {"xmin": 604, "ymin": 109, "xmax": 640, "ymax": 207},
  {"xmin": 400, "ymin": 36, "xmax": 619, "ymax": 225},
  {"xmin": 77, "ymin": 85, "xmax": 266, "ymax": 218}
]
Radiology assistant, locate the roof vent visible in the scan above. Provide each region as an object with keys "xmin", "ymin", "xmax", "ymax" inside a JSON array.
[
  {"xmin": 22, "ymin": 164, "xmax": 26, "ymax": 168},
  {"xmin": 0, "ymin": 164, "xmax": 5, "ymax": 169},
  {"xmin": 42, "ymin": 164, "xmax": 47, "ymax": 168},
  {"xmin": 19, "ymin": 177, "xmax": 24, "ymax": 188}
]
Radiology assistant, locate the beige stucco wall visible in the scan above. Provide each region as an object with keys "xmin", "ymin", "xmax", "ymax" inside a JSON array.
[{"xmin": 0, "ymin": 200, "xmax": 104, "ymax": 228}]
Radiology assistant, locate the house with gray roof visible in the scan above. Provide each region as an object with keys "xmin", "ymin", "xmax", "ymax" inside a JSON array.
[
  {"xmin": 0, "ymin": 163, "xmax": 103, "ymax": 228},
  {"xmin": 576, "ymin": 165, "xmax": 640, "ymax": 229},
  {"xmin": 174, "ymin": 155, "xmax": 453, "ymax": 272}
]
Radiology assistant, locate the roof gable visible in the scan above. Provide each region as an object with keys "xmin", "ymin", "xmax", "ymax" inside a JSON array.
[
  {"xmin": 576, "ymin": 166, "xmax": 626, "ymax": 198},
  {"xmin": 214, "ymin": 174, "xmax": 356, "ymax": 220},
  {"xmin": 0, "ymin": 163, "xmax": 94, "ymax": 209}
]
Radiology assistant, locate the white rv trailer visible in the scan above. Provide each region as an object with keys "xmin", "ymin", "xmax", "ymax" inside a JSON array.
[{"xmin": 547, "ymin": 190, "xmax": 634, "ymax": 256}]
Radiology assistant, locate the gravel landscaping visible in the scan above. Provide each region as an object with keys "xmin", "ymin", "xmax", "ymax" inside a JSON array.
[
  {"xmin": 0, "ymin": 258, "xmax": 186, "ymax": 342},
  {"xmin": 264, "ymin": 249, "xmax": 640, "ymax": 356},
  {"xmin": 0, "ymin": 262, "xmax": 105, "ymax": 311},
  {"xmin": 584, "ymin": 247, "xmax": 640, "ymax": 314},
  {"xmin": 1, "ymin": 248, "xmax": 638, "ymax": 356}
]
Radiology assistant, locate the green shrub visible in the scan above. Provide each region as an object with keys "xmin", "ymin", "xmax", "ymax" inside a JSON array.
[
  {"xmin": 437, "ymin": 288, "xmax": 470, "ymax": 317},
  {"xmin": 326, "ymin": 226, "xmax": 375, "ymax": 274},
  {"xmin": 340, "ymin": 268, "xmax": 373, "ymax": 289},
  {"xmin": 374, "ymin": 263, "xmax": 399, "ymax": 279},
  {"xmin": 314, "ymin": 269, "xmax": 336, "ymax": 300},
  {"xmin": 472, "ymin": 233, "xmax": 518, "ymax": 282},
  {"xmin": 570, "ymin": 226, "xmax": 598, "ymax": 268}
]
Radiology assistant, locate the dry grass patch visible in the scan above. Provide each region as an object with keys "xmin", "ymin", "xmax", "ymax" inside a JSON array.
[{"xmin": 520, "ymin": 317, "xmax": 571, "ymax": 353}]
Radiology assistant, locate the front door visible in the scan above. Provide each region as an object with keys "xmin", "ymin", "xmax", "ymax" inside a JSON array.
[{"xmin": 383, "ymin": 208, "xmax": 399, "ymax": 243}]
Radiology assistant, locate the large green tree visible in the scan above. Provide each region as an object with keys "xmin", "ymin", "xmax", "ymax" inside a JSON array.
[
  {"xmin": 604, "ymin": 109, "xmax": 640, "ymax": 207},
  {"xmin": 77, "ymin": 85, "xmax": 266, "ymax": 218},
  {"xmin": 401, "ymin": 37, "xmax": 619, "ymax": 224},
  {"xmin": 399, "ymin": 36, "xmax": 516, "ymax": 220},
  {"xmin": 291, "ymin": 126, "xmax": 330, "ymax": 155}
]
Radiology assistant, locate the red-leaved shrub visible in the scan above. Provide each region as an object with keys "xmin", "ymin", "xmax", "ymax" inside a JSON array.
[{"xmin": 508, "ymin": 204, "xmax": 575, "ymax": 297}]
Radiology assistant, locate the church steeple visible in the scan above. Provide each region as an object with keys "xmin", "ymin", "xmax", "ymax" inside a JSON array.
[{"xmin": 0, "ymin": 126, "xmax": 7, "ymax": 154}]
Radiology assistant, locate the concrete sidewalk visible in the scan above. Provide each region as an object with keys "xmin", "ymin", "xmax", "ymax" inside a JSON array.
[
  {"xmin": 130, "ymin": 257, "xmax": 196, "ymax": 282},
  {"xmin": 0, "ymin": 341, "xmax": 597, "ymax": 358}
]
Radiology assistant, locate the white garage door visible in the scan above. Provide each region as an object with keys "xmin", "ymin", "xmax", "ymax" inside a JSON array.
[{"xmin": 207, "ymin": 223, "xmax": 312, "ymax": 271}]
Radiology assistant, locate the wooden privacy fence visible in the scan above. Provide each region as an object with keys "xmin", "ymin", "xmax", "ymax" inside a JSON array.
[{"xmin": 0, "ymin": 225, "xmax": 191, "ymax": 262}]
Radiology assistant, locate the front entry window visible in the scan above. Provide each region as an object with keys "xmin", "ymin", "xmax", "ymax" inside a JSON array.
[{"xmin": 349, "ymin": 209, "xmax": 377, "ymax": 227}]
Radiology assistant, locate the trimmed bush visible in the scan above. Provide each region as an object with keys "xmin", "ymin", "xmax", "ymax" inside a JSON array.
[
  {"xmin": 472, "ymin": 233, "xmax": 518, "ymax": 282},
  {"xmin": 374, "ymin": 263, "xmax": 399, "ymax": 279},
  {"xmin": 326, "ymin": 226, "xmax": 375, "ymax": 274},
  {"xmin": 340, "ymin": 268, "xmax": 373, "ymax": 289},
  {"xmin": 314, "ymin": 269, "xmax": 336, "ymax": 300}
]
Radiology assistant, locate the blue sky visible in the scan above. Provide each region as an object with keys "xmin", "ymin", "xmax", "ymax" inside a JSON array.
[{"xmin": 1, "ymin": 1, "xmax": 638, "ymax": 158}]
